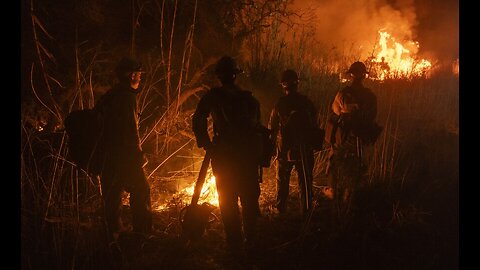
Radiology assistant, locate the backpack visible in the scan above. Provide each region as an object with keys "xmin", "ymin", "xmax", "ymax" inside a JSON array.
[
  {"xmin": 325, "ymin": 86, "xmax": 383, "ymax": 147},
  {"xmin": 212, "ymin": 88, "xmax": 275, "ymax": 167},
  {"xmin": 282, "ymin": 110, "xmax": 324, "ymax": 160},
  {"xmin": 64, "ymin": 107, "xmax": 104, "ymax": 175}
]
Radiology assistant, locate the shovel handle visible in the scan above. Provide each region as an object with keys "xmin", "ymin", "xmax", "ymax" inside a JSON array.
[{"xmin": 191, "ymin": 151, "xmax": 212, "ymax": 206}]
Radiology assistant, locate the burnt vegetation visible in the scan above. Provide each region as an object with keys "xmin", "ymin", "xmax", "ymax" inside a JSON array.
[{"xmin": 21, "ymin": 0, "xmax": 458, "ymax": 269}]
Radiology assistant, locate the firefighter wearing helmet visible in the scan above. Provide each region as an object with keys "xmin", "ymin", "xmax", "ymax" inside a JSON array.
[
  {"xmin": 268, "ymin": 69, "xmax": 319, "ymax": 217},
  {"xmin": 215, "ymin": 56, "xmax": 243, "ymax": 76},
  {"xmin": 95, "ymin": 56, "xmax": 152, "ymax": 241},
  {"xmin": 347, "ymin": 61, "xmax": 369, "ymax": 78},
  {"xmin": 192, "ymin": 56, "xmax": 263, "ymax": 260},
  {"xmin": 280, "ymin": 69, "xmax": 299, "ymax": 89},
  {"xmin": 324, "ymin": 61, "xmax": 382, "ymax": 214}
]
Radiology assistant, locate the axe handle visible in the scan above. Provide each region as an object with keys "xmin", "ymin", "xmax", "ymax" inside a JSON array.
[{"xmin": 191, "ymin": 151, "xmax": 212, "ymax": 206}]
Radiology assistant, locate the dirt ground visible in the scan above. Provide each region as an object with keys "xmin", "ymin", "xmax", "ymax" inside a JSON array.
[
  {"xmin": 22, "ymin": 165, "xmax": 458, "ymax": 270},
  {"xmin": 67, "ymin": 168, "xmax": 455, "ymax": 270}
]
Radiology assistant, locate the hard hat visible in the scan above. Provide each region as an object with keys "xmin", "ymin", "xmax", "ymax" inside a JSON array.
[
  {"xmin": 280, "ymin": 69, "xmax": 299, "ymax": 83},
  {"xmin": 347, "ymin": 61, "xmax": 369, "ymax": 75},
  {"xmin": 115, "ymin": 56, "xmax": 144, "ymax": 75},
  {"xmin": 215, "ymin": 56, "xmax": 242, "ymax": 75}
]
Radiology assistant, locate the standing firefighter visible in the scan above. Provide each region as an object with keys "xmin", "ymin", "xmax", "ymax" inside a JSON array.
[
  {"xmin": 192, "ymin": 56, "xmax": 264, "ymax": 261},
  {"xmin": 268, "ymin": 69, "xmax": 318, "ymax": 218},
  {"xmin": 96, "ymin": 56, "xmax": 152, "ymax": 241},
  {"xmin": 325, "ymin": 61, "xmax": 382, "ymax": 216}
]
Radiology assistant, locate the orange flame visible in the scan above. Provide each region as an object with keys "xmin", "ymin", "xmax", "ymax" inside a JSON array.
[
  {"xmin": 180, "ymin": 170, "xmax": 219, "ymax": 207},
  {"xmin": 368, "ymin": 31, "xmax": 432, "ymax": 80},
  {"xmin": 153, "ymin": 169, "xmax": 219, "ymax": 211}
]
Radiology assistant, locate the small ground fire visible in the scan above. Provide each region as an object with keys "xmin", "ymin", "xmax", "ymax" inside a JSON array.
[{"xmin": 153, "ymin": 169, "xmax": 219, "ymax": 211}]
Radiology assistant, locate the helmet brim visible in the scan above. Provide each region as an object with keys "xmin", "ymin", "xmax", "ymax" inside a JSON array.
[
  {"xmin": 347, "ymin": 69, "xmax": 369, "ymax": 74},
  {"xmin": 216, "ymin": 68, "xmax": 244, "ymax": 75}
]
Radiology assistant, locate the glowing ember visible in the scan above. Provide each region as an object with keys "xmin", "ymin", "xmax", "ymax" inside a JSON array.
[
  {"xmin": 180, "ymin": 171, "xmax": 219, "ymax": 207},
  {"xmin": 368, "ymin": 31, "xmax": 432, "ymax": 80},
  {"xmin": 153, "ymin": 169, "xmax": 219, "ymax": 211}
]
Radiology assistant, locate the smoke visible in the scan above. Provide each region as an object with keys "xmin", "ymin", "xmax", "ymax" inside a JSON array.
[
  {"xmin": 415, "ymin": 0, "xmax": 459, "ymax": 62},
  {"xmin": 288, "ymin": 0, "xmax": 458, "ymax": 62}
]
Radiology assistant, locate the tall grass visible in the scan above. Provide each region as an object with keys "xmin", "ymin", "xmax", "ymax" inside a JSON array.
[
  {"xmin": 21, "ymin": 1, "xmax": 458, "ymax": 269},
  {"xmin": 238, "ymin": 18, "xmax": 458, "ymax": 268}
]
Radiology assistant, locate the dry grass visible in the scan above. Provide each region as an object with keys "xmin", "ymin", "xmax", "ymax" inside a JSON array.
[
  {"xmin": 21, "ymin": 1, "xmax": 458, "ymax": 269},
  {"xmin": 21, "ymin": 47, "xmax": 459, "ymax": 269}
]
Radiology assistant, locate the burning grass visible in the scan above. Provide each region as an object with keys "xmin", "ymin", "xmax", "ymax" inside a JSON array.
[
  {"xmin": 21, "ymin": 68, "xmax": 458, "ymax": 269},
  {"xmin": 21, "ymin": 2, "xmax": 457, "ymax": 265},
  {"xmin": 367, "ymin": 30, "xmax": 432, "ymax": 80}
]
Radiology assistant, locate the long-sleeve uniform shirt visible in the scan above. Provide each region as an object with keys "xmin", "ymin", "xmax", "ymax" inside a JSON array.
[
  {"xmin": 95, "ymin": 83, "xmax": 152, "ymax": 235},
  {"xmin": 191, "ymin": 84, "xmax": 262, "ymax": 248},
  {"xmin": 328, "ymin": 83, "xmax": 377, "ymax": 148},
  {"xmin": 331, "ymin": 84, "xmax": 376, "ymax": 123},
  {"xmin": 192, "ymin": 85, "xmax": 261, "ymax": 149},
  {"xmin": 268, "ymin": 91, "xmax": 317, "ymax": 160},
  {"xmin": 326, "ymin": 82, "xmax": 378, "ymax": 188},
  {"xmin": 98, "ymin": 84, "xmax": 143, "ymax": 169}
]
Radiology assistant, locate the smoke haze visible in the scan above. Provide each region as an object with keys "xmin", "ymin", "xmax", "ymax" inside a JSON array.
[{"xmin": 289, "ymin": 0, "xmax": 458, "ymax": 63}]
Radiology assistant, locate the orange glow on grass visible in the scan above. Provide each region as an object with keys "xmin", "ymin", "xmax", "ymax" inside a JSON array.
[
  {"xmin": 154, "ymin": 169, "xmax": 219, "ymax": 211},
  {"xmin": 180, "ymin": 171, "xmax": 219, "ymax": 207}
]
